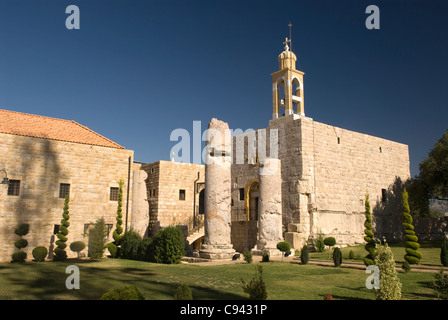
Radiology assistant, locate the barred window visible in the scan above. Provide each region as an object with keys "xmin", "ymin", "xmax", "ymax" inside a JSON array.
[
  {"xmin": 110, "ymin": 187, "xmax": 119, "ymax": 201},
  {"xmin": 59, "ymin": 183, "xmax": 70, "ymax": 199},
  {"xmin": 239, "ymin": 188, "xmax": 245, "ymax": 201},
  {"xmin": 7, "ymin": 180, "xmax": 20, "ymax": 196}
]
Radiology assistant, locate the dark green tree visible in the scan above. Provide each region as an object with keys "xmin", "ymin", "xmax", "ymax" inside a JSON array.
[
  {"xmin": 402, "ymin": 189, "xmax": 422, "ymax": 264},
  {"xmin": 441, "ymin": 238, "xmax": 448, "ymax": 267},
  {"xmin": 324, "ymin": 237, "xmax": 336, "ymax": 258},
  {"xmin": 88, "ymin": 217, "xmax": 108, "ymax": 260},
  {"xmin": 300, "ymin": 244, "xmax": 309, "ymax": 265},
  {"xmin": 54, "ymin": 195, "xmax": 70, "ymax": 261},
  {"xmin": 408, "ymin": 128, "xmax": 448, "ymax": 216},
  {"xmin": 333, "ymin": 247, "xmax": 342, "ymax": 267},
  {"xmin": 153, "ymin": 226, "xmax": 185, "ymax": 264},
  {"xmin": 110, "ymin": 180, "xmax": 124, "ymax": 257},
  {"xmin": 363, "ymin": 193, "xmax": 376, "ymax": 266}
]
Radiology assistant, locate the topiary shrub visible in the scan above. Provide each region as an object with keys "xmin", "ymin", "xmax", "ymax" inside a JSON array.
[
  {"xmin": 153, "ymin": 226, "xmax": 185, "ymax": 264},
  {"xmin": 107, "ymin": 242, "xmax": 118, "ymax": 258},
  {"xmin": 54, "ymin": 195, "xmax": 70, "ymax": 261},
  {"xmin": 441, "ymin": 238, "xmax": 448, "ymax": 267},
  {"xmin": 70, "ymin": 241, "xmax": 86, "ymax": 258},
  {"xmin": 276, "ymin": 241, "xmax": 291, "ymax": 261},
  {"xmin": 12, "ymin": 223, "xmax": 29, "ymax": 263},
  {"xmin": 112, "ymin": 180, "xmax": 124, "ymax": 256},
  {"xmin": 324, "ymin": 237, "xmax": 336, "ymax": 258},
  {"xmin": 349, "ymin": 250, "xmax": 355, "ymax": 260},
  {"xmin": 243, "ymin": 250, "xmax": 253, "ymax": 264},
  {"xmin": 174, "ymin": 283, "xmax": 193, "ymax": 300},
  {"xmin": 363, "ymin": 193, "xmax": 376, "ymax": 266},
  {"xmin": 402, "ymin": 189, "xmax": 422, "ymax": 264},
  {"xmin": 120, "ymin": 229, "xmax": 143, "ymax": 261},
  {"xmin": 241, "ymin": 265, "xmax": 267, "ymax": 300},
  {"xmin": 262, "ymin": 251, "xmax": 270, "ymax": 262},
  {"xmin": 11, "ymin": 251, "xmax": 27, "ymax": 263},
  {"xmin": 402, "ymin": 261, "xmax": 411, "ymax": 273},
  {"xmin": 32, "ymin": 246, "xmax": 48, "ymax": 262},
  {"xmin": 300, "ymin": 244, "xmax": 309, "ymax": 265},
  {"xmin": 333, "ymin": 247, "xmax": 342, "ymax": 267},
  {"xmin": 100, "ymin": 285, "xmax": 145, "ymax": 300}
]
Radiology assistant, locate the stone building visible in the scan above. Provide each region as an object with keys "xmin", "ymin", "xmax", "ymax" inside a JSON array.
[
  {"xmin": 140, "ymin": 160, "xmax": 205, "ymax": 239},
  {"xmin": 0, "ymin": 109, "xmax": 147, "ymax": 262},
  {"xmin": 201, "ymin": 39, "xmax": 411, "ymax": 256}
]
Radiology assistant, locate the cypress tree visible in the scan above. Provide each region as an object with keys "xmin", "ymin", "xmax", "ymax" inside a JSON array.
[
  {"xmin": 363, "ymin": 194, "xmax": 376, "ymax": 266},
  {"xmin": 54, "ymin": 195, "xmax": 70, "ymax": 261},
  {"xmin": 441, "ymin": 238, "xmax": 448, "ymax": 267},
  {"xmin": 109, "ymin": 180, "xmax": 124, "ymax": 257},
  {"xmin": 402, "ymin": 189, "xmax": 422, "ymax": 264}
]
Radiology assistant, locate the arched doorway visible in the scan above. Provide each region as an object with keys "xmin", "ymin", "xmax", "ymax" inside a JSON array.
[{"xmin": 244, "ymin": 179, "xmax": 259, "ymax": 221}]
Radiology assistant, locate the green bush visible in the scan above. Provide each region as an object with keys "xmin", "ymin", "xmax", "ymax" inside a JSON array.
[
  {"xmin": 441, "ymin": 238, "xmax": 448, "ymax": 267},
  {"xmin": 243, "ymin": 250, "xmax": 253, "ymax": 264},
  {"xmin": 107, "ymin": 242, "xmax": 118, "ymax": 258},
  {"xmin": 54, "ymin": 195, "xmax": 70, "ymax": 261},
  {"xmin": 402, "ymin": 189, "xmax": 422, "ymax": 264},
  {"xmin": 276, "ymin": 241, "xmax": 291, "ymax": 260},
  {"xmin": 70, "ymin": 241, "xmax": 86, "ymax": 258},
  {"xmin": 120, "ymin": 229, "xmax": 143, "ymax": 260},
  {"xmin": 300, "ymin": 244, "xmax": 309, "ymax": 265},
  {"xmin": 363, "ymin": 194, "xmax": 376, "ymax": 266},
  {"xmin": 14, "ymin": 239, "xmax": 28, "ymax": 250},
  {"xmin": 241, "ymin": 265, "xmax": 267, "ymax": 300},
  {"xmin": 314, "ymin": 232, "xmax": 325, "ymax": 253},
  {"xmin": 333, "ymin": 247, "xmax": 342, "ymax": 267},
  {"xmin": 138, "ymin": 237, "xmax": 154, "ymax": 262},
  {"xmin": 432, "ymin": 268, "xmax": 448, "ymax": 300},
  {"xmin": 374, "ymin": 242, "xmax": 402, "ymax": 300},
  {"xmin": 11, "ymin": 251, "xmax": 27, "ymax": 263},
  {"xmin": 324, "ymin": 237, "xmax": 336, "ymax": 258},
  {"xmin": 262, "ymin": 252, "xmax": 270, "ymax": 262},
  {"xmin": 174, "ymin": 283, "xmax": 193, "ymax": 300},
  {"xmin": 14, "ymin": 223, "xmax": 29, "ymax": 237},
  {"xmin": 112, "ymin": 180, "xmax": 124, "ymax": 247},
  {"xmin": 32, "ymin": 246, "xmax": 48, "ymax": 262},
  {"xmin": 402, "ymin": 261, "xmax": 411, "ymax": 273},
  {"xmin": 348, "ymin": 250, "xmax": 355, "ymax": 259},
  {"xmin": 100, "ymin": 285, "xmax": 145, "ymax": 300},
  {"xmin": 88, "ymin": 217, "xmax": 108, "ymax": 260},
  {"xmin": 153, "ymin": 226, "xmax": 185, "ymax": 264}
]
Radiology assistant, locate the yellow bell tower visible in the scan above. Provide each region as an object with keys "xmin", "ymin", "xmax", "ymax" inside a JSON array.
[{"xmin": 271, "ymin": 36, "xmax": 305, "ymax": 119}]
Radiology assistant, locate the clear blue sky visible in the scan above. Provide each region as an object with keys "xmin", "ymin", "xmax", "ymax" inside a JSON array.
[{"xmin": 0, "ymin": 0, "xmax": 447, "ymax": 178}]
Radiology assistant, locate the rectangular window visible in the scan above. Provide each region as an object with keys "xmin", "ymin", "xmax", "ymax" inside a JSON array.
[
  {"xmin": 7, "ymin": 180, "xmax": 20, "ymax": 196},
  {"xmin": 179, "ymin": 189, "xmax": 186, "ymax": 201},
  {"xmin": 239, "ymin": 188, "xmax": 245, "ymax": 201},
  {"xmin": 59, "ymin": 183, "xmax": 70, "ymax": 199},
  {"xmin": 110, "ymin": 187, "xmax": 119, "ymax": 201},
  {"xmin": 381, "ymin": 189, "xmax": 387, "ymax": 203},
  {"xmin": 53, "ymin": 224, "xmax": 60, "ymax": 235}
]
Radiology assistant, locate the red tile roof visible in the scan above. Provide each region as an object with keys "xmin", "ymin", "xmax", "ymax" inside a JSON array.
[{"xmin": 0, "ymin": 109, "xmax": 124, "ymax": 149}]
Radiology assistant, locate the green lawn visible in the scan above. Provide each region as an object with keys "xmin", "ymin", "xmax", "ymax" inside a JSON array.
[
  {"xmin": 0, "ymin": 257, "xmax": 441, "ymax": 300},
  {"xmin": 307, "ymin": 241, "xmax": 444, "ymax": 267}
]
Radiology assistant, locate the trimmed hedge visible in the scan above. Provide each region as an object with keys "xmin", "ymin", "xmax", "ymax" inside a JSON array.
[{"xmin": 32, "ymin": 246, "xmax": 48, "ymax": 262}]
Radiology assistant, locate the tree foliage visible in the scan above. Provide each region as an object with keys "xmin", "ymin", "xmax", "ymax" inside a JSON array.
[
  {"xmin": 88, "ymin": 217, "xmax": 108, "ymax": 260},
  {"xmin": 402, "ymin": 189, "xmax": 422, "ymax": 264},
  {"xmin": 408, "ymin": 128, "xmax": 448, "ymax": 216},
  {"xmin": 54, "ymin": 195, "xmax": 70, "ymax": 261},
  {"xmin": 374, "ymin": 242, "xmax": 402, "ymax": 300},
  {"xmin": 363, "ymin": 194, "xmax": 376, "ymax": 266}
]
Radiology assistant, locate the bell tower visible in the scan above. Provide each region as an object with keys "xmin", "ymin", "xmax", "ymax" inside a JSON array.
[{"xmin": 271, "ymin": 35, "xmax": 305, "ymax": 119}]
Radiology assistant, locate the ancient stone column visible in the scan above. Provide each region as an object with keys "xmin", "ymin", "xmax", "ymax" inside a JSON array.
[
  {"xmin": 130, "ymin": 169, "xmax": 149, "ymax": 237},
  {"xmin": 199, "ymin": 118, "xmax": 235, "ymax": 260},
  {"xmin": 255, "ymin": 158, "xmax": 283, "ymax": 256}
]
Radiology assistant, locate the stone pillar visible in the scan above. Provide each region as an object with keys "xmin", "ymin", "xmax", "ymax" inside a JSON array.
[
  {"xmin": 200, "ymin": 118, "xmax": 235, "ymax": 260},
  {"xmin": 130, "ymin": 169, "xmax": 149, "ymax": 237},
  {"xmin": 254, "ymin": 158, "xmax": 283, "ymax": 256}
]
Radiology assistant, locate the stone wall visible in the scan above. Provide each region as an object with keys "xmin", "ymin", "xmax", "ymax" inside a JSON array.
[
  {"xmin": 0, "ymin": 133, "xmax": 134, "ymax": 262},
  {"xmin": 141, "ymin": 160, "xmax": 204, "ymax": 236}
]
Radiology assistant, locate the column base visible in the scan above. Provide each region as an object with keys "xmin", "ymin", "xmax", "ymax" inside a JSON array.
[{"xmin": 199, "ymin": 244, "xmax": 236, "ymax": 260}]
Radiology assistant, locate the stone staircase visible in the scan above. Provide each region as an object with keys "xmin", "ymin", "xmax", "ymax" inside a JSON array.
[{"xmin": 186, "ymin": 226, "xmax": 205, "ymax": 244}]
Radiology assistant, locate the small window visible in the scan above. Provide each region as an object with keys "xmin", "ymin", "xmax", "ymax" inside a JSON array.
[
  {"xmin": 379, "ymin": 147, "xmax": 382, "ymax": 153},
  {"xmin": 381, "ymin": 189, "xmax": 387, "ymax": 203},
  {"xmin": 110, "ymin": 187, "xmax": 119, "ymax": 201},
  {"xmin": 53, "ymin": 224, "xmax": 60, "ymax": 234},
  {"xmin": 179, "ymin": 189, "xmax": 186, "ymax": 201},
  {"xmin": 239, "ymin": 188, "xmax": 245, "ymax": 201},
  {"xmin": 337, "ymin": 137, "xmax": 341, "ymax": 144},
  {"xmin": 7, "ymin": 180, "xmax": 20, "ymax": 196},
  {"xmin": 59, "ymin": 183, "xmax": 70, "ymax": 199}
]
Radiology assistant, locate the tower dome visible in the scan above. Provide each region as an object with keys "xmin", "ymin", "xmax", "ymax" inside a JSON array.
[{"xmin": 278, "ymin": 48, "xmax": 297, "ymax": 70}]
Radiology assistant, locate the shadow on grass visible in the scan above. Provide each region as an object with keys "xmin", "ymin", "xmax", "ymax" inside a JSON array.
[{"xmin": 0, "ymin": 259, "xmax": 246, "ymax": 300}]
